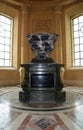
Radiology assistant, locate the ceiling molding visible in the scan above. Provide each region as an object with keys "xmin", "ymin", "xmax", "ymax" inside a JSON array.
[{"xmin": 0, "ymin": 0, "xmax": 79, "ymax": 9}]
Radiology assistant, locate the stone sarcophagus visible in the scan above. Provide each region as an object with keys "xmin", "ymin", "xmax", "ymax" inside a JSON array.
[{"xmin": 19, "ymin": 33, "xmax": 66, "ymax": 106}]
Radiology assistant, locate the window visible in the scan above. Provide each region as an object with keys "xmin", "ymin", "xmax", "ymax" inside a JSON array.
[
  {"xmin": 72, "ymin": 15, "xmax": 83, "ymax": 67},
  {"xmin": 0, "ymin": 15, "xmax": 12, "ymax": 67}
]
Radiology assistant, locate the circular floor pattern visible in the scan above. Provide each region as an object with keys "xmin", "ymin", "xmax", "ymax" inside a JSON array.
[{"xmin": 0, "ymin": 89, "xmax": 83, "ymax": 111}]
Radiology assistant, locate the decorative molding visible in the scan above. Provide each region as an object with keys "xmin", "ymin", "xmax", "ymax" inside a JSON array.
[
  {"xmin": 54, "ymin": 6, "xmax": 62, "ymax": 12},
  {"xmin": 32, "ymin": 19, "xmax": 51, "ymax": 33},
  {"xmin": 21, "ymin": 5, "xmax": 30, "ymax": 13},
  {"xmin": 4, "ymin": 0, "xmax": 78, "ymax": 8}
]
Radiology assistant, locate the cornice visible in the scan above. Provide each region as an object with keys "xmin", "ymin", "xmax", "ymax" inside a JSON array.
[{"xmin": 0, "ymin": 0, "xmax": 79, "ymax": 11}]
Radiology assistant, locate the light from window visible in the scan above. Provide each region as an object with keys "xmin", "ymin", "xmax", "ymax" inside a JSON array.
[
  {"xmin": 0, "ymin": 15, "xmax": 12, "ymax": 67},
  {"xmin": 72, "ymin": 15, "xmax": 83, "ymax": 66}
]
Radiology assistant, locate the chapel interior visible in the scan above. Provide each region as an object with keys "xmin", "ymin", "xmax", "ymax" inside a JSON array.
[
  {"xmin": 0, "ymin": 1, "xmax": 83, "ymax": 130},
  {"xmin": 0, "ymin": 0, "xmax": 83, "ymax": 87}
]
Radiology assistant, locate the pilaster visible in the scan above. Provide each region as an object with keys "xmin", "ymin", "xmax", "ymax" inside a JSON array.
[
  {"xmin": 21, "ymin": 6, "xmax": 29, "ymax": 64},
  {"xmin": 54, "ymin": 6, "xmax": 63, "ymax": 64}
]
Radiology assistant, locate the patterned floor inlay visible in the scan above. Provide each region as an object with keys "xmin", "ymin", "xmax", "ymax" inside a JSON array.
[
  {"xmin": 0, "ymin": 87, "xmax": 83, "ymax": 110},
  {"xmin": 0, "ymin": 86, "xmax": 83, "ymax": 130},
  {"xmin": 17, "ymin": 113, "xmax": 69, "ymax": 130}
]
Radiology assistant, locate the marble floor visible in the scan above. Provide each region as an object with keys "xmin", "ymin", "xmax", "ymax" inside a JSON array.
[{"xmin": 0, "ymin": 86, "xmax": 83, "ymax": 130}]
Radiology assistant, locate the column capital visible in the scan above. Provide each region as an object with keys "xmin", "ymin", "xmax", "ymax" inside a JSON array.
[
  {"xmin": 21, "ymin": 5, "xmax": 30, "ymax": 13},
  {"xmin": 54, "ymin": 5, "xmax": 62, "ymax": 12}
]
